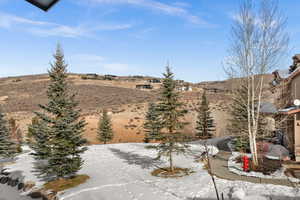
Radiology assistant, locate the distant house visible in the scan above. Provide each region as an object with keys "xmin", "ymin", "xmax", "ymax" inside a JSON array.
[
  {"xmin": 148, "ymin": 79, "xmax": 161, "ymax": 83},
  {"xmin": 104, "ymin": 74, "xmax": 117, "ymax": 80},
  {"xmin": 86, "ymin": 73, "xmax": 98, "ymax": 77},
  {"xmin": 136, "ymin": 84, "xmax": 153, "ymax": 90},
  {"xmin": 204, "ymin": 88, "xmax": 222, "ymax": 93},
  {"xmin": 271, "ymin": 54, "xmax": 300, "ymax": 161},
  {"xmin": 176, "ymin": 84, "xmax": 192, "ymax": 91},
  {"xmin": 81, "ymin": 73, "xmax": 99, "ymax": 80}
]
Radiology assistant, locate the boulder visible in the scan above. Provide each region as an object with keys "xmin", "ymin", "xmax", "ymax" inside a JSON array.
[
  {"xmin": 28, "ymin": 192, "xmax": 43, "ymax": 199},
  {"xmin": 0, "ymin": 176, "xmax": 6, "ymax": 184},
  {"xmin": 265, "ymin": 144, "xmax": 290, "ymax": 160},
  {"xmin": 7, "ymin": 177, "xmax": 13, "ymax": 186},
  {"xmin": 11, "ymin": 179, "xmax": 19, "ymax": 187},
  {"xmin": 1, "ymin": 177, "xmax": 8, "ymax": 184},
  {"xmin": 0, "ymin": 169, "xmax": 10, "ymax": 176},
  {"xmin": 18, "ymin": 182, "xmax": 24, "ymax": 190}
]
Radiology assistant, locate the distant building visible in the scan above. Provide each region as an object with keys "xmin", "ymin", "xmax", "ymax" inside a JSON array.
[
  {"xmin": 104, "ymin": 74, "xmax": 117, "ymax": 80},
  {"xmin": 176, "ymin": 84, "xmax": 192, "ymax": 91},
  {"xmin": 81, "ymin": 73, "xmax": 99, "ymax": 80},
  {"xmin": 204, "ymin": 88, "xmax": 224, "ymax": 93},
  {"xmin": 148, "ymin": 79, "xmax": 161, "ymax": 83},
  {"xmin": 136, "ymin": 84, "xmax": 153, "ymax": 90}
]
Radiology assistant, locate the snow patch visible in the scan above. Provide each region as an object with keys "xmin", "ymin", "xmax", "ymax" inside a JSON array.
[
  {"xmin": 2, "ymin": 143, "xmax": 300, "ymax": 200},
  {"xmin": 228, "ymin": 152, "xmax": 300, "ymax": 183}
]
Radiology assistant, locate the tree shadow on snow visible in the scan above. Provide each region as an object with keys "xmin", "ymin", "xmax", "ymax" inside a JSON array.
[
  {"xmin": 109, "ymin": 148, "xmax": 164, "ymax": 169},
  {"xmin": 266, "ymin": 196, "xmax": 300, "ymax": 200},
  {"xmin": 186, "ymin": 197, "xmax": 228, "ymax": 200}
]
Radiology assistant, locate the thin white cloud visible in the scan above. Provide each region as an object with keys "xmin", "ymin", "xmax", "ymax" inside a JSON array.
[
  {"xmin": 71, "ymin": 54, "xmax": 133, "ymax": 74},
  {"xmin": 131, "ymin": 27, "xmax": 155, "ymax": 39},
  {"xmin": 172, "ymin": 2, "xmax": 190, "ymax": 8},
  {"xmin": 81, "ymin": 0, "xmax": 211, "ymax": 26},
  {"xmin": 0, "ymin": 12, "xmax": 133, "ymax": 38},
  {"xmin": 73, "ymin": 54, "xmax": 105, "ymax": 62},
  {"xmin": 103, "ymin": 63, "xmax": 129, "ymax": 72}
]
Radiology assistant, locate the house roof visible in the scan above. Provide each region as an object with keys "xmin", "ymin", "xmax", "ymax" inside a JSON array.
[{"xmin": 278, "ymin": 106, "xmax": 300, "ymax": 115}]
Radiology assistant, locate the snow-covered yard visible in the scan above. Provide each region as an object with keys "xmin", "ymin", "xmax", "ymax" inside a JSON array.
[{"xmin": 5, "ymin": 143, "xmax": 300, "ymax": 200}]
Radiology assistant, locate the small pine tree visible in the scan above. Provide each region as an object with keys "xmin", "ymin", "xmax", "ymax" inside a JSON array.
[
  {"xmin": 98, "ymin": 110, "xmax": 114, "ymax": 144},
  {"xmin": 0, "ymin": 110, "xmax": 17, "ymax": 158},
  {"xmin": 27, "ymin": 116, "xmax": 39, "ymax": 144},
  {"xmin": 143, "ymin": 103, "xmax": 162, "ymax": 143},
  {"xmin": 28, "ymin": 117, "xmax": 51, "ymax": 160},
  {"xmin": 195, "ymin": 91, "xmax": 215, "ymax": 139},
  {"xmin": 30, "ymin": 45, "xmax": 87, "ymax": 180},
  {"xmin": 156, "ymin": 66, "xmax": 189, "ymax": 172}
]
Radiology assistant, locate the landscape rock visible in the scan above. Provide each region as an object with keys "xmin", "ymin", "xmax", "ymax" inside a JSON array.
[
  {"xmin": 265, "ymin": 144, "xmax": 290, "ymax": 160},
  {"xmin": 11, "ymin": 179, "xmax": 19, "ymax": 187},
  {"xmin": 1, "ymin": 168, "xmax": 11, "ymax": 176},
  {"xmin": 28, "ymin": 191, "xmax": 43, "ymax": 198},
  {"xmin": 1, "ymin": 176, "xmax": 9, "ymax": 184},
  {"xmin": 17, "ymin": 182, "xmax": 24, "ymax": 190}
]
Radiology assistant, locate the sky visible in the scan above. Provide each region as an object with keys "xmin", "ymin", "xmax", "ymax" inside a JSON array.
[{"xmin": 0, "ymin": 0, "xmax": 300, "ymax": 83}]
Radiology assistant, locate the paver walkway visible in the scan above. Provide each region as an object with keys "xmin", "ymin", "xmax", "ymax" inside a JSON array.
[{"xmin": 210, "ymin": 151, "xmax": 295, "ymax": 187}]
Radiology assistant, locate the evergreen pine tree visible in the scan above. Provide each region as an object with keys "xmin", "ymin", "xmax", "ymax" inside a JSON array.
[
  {"xmin": 98, "ymin": 109, "xmax": 114, "ymax": 144},
  {"xmin": 195, "ymin": 91, "xmax": 215, "ymax": 139},
  {"xmin": 27, "ymin": 116, "xmax": 39, "ymax": 144},
  {"xmin": 0, "ymin": 109, "xmax": 17, "ymax": 158},
  {"xmin": 228, "ymin": 82, "xmax": 266, "ymax": 152},
  {"xmin": 156, "ymin": 66, "xmax": 189, "ymax": 172},
  {"xmin": 30, "ymin": 45, "xmax": 87, "ymax": 180},
  {"xmin": 143, "ymin": 103, "xmax": 162, "ymax": 143}
]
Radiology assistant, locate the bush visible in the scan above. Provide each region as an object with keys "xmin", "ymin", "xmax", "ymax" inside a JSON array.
[
  {"xmin": 43, "ymin": 175, "xmax": 90, "ymax": 192},
  {"xmin": 233, "ymin": 137, "xmax": 250, "ymax": 153},
  {"xmin": 81, "ymin": 75, "xmax": 88, "ymax": 80},
  {"xmin": 12, "ymin": 79, "xmax": 22, "ymax": 82}
]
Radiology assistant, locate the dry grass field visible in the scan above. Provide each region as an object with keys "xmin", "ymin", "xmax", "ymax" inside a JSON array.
[{"xmin": 0, "ymin": 73, "xmax": 275, "ymax": 144}]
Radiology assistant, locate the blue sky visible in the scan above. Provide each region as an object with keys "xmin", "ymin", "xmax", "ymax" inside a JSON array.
[{"xmin": 0, "ymin": 0, "xmax": 299, "ymax": 83}]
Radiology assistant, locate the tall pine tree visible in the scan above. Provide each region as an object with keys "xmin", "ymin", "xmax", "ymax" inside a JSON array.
[
  {"xmin": 0, "ymin": 109, "xmax": 17, "ymax": 158},
  {"xmin": 98, "ymin": 109, "xmax": 114, "ymax": 144},
  {"xmin": 156, "ymin": 66, "xmax": 189, "ymax": 172},
  {"xmin": 143, "ymin": 103, "xmax": 162, "ymax": 143},
  {"xmin": 228, "ymin": 82, "xmax": 267, "ymax": 152},
  {"xmin": 195, "ymin": 91, "xmax": 215, "ymax": 139},
  {"xmin": 30, "ymin": 45, "xmax": 87, "ymax": 180}
]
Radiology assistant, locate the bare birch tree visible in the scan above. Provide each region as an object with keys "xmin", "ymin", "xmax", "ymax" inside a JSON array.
[{"xmin": 226, "ymin": 0, "xmax": 289, "ymax": 166}]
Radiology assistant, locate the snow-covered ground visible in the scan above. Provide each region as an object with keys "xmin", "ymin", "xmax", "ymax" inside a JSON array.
[
  {"xmin": 4, "ymin": 143, "xmax": 300, "ymax": 200},
  {"xmin": 228, "ymin": 152, "xmax": 300, "ymax": 182}
]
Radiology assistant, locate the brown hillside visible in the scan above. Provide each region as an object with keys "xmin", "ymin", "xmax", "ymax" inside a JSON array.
[{"xmin": 0, "ymin": 73, "xmax": 275, "ymax": 144}]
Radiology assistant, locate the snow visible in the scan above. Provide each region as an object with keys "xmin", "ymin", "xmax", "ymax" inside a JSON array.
[
  {"xmin": 228, "ymin": 152, "xmax": 300, "ymax": 183},
  {"xmin": 232, "ymin": 188, "xmax": 246, "ymax": 199},
  {"xmin": 4, "ymin": 143, "xmax": 300, "ymax": 200},
  {"xmin": 4, "ymin": 146, "xmax": 44, "ymax": 189}
]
